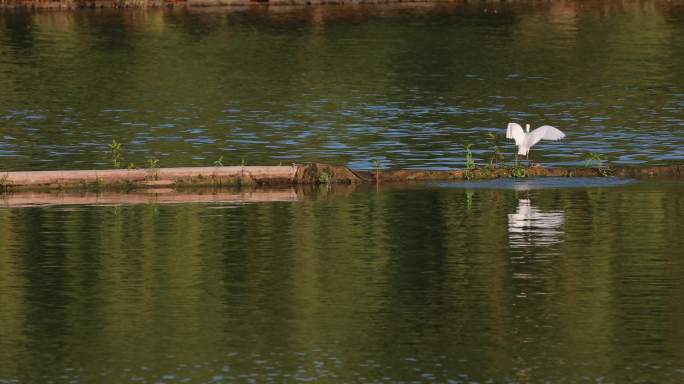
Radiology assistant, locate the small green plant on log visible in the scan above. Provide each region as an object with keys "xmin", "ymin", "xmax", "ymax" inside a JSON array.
[
  {"xmin": 464, "ymin": 144, "xmax": 476, "ymax": 180},
  {"xmin": 510, "ymin": 165, "xmax": 528, "ymax": 178},
  {"xmin": 584, "ymin": 152, "xmax": 612, "ymax": 176},
  {"xmin": 486, "ymin": 132, "xmax": 504, "ymax": 167},
  {"xmin": 127, "ymin": 162, "xmax": 137, "ymax": 170},
  {"xmin": 147, "ymin": 158, "xmax": 160, "ymax": 180},
  {"xmin": 109, "ymin": 140, "xmax": 123, "ymax": 168},
  {"xmin": 213, "ymin": 155, "xmax": 224, "ymax": 167},
  {"xmin": 465, "ymin": 144, "xmax": 476, "ymax": 170},
  {"xmin": 584, "ymin": 152, "xmax": 604, "ymax": 167},
  {"xmin": 481, "ymin": 163, "xmax": 496, "ymax": 177}
]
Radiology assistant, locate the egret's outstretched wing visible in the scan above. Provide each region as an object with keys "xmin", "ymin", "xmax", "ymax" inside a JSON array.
[
  {"xmin": 525, "ymin": 125, "xmax": 565, "ymax": 148},
  {"xmin": 506, "ymin": 123, "xmax": 525, "ymax": 146}
]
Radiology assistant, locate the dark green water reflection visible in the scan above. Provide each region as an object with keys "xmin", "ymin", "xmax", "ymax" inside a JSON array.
[
  {"xmin": 1, "ymin": 180, "xmax": 684, "ymax": 383},
  {"xmin": 1, "ymin": 1, "xmax": 684, "ymax": 170}
]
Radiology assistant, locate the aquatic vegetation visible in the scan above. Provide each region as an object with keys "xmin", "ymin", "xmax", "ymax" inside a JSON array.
[
  {"xmin": 510, "ymin": 165, "xmax": 528, "ymax": 178},
  {"xmin": 584, "ymin": 152, "xmax": 605, "ymax": 167},
  {"xmin": 464, "ymin": 144, "xmax": 476, "ymax": 180},
  {"xmin": 108, "ymin": 139, "xmax": 124, "ymax": 168},
  {"xmin": 584, "ymin": 152, "xmax": 612, "ymax": 176},
  {"xmin": 486, "ymin": 132, "xmax": 504, "ymax": 167},
  {"xmin": 148, "ymin": 158, "xmax": 159, "ymax": 169},
  {"xmin": 107, "ymin": 140, "xmax": 138, "ymax": 170},
  {"xmin": 480, "ymin": 163, "xmax": 496, "ymax": 178},
  {"xmin": 214, "ymin": 155, "xmax": 224, "ymax": 167},
  {"xmin": 464, "ymin": 144, "xmax": 476, "ymax": 170},
  {"xmin": 147, "ymin": 158, "xmax": 160, "ymax": 180}
]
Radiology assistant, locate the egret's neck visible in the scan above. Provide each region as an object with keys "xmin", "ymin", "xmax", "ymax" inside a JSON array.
[{"xmin": 525, "ymin": 124, "xmax": 530, "ymax": 133}]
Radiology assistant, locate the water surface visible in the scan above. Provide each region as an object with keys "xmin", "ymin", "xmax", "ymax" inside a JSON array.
[
  {"xmin": 1, "ymin": 180, "xmax": 684, "ymax": 383},
  {"xmin": 1, "ymin": 1, "xmax": 684, "ymax": 170}
]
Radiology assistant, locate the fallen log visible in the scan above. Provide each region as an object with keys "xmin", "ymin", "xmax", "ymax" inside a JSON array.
[
  {"xmin": 1, "ymin": 163, "xmax": 683, "ymax": 192},
  {"xmin": 0, "ymin": 163, "xmax": 359, "ymax": 191}
]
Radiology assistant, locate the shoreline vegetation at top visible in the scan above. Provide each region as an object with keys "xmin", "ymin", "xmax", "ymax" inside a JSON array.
[{"xmin": 1, "ymin": 0, "xmax": 474, "ymax": 9}]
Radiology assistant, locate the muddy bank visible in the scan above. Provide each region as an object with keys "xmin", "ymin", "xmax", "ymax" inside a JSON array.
[
  {"xmin": 365, "ymin": 164, "xmax": 684, "ymax": 182},
  {"xmin": 1, "ymin": 163, "xmax": 684, "ymax": 192}
]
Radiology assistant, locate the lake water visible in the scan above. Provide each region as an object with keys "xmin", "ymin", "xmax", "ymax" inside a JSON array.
[
  {"xmin": 1, "ymin": 179, "xmax": 684, "ymax": 383},
  {"xmin": 1, "ymin": 1, "xmax": 684, "ymax": 170},
  {"xmin": 2, "ymin": 2, "xmax": 684, "ymax": 383}
]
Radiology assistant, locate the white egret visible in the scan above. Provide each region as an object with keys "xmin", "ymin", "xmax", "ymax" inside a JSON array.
[{"xmin": 506, "ymin": 123, "xmax": 566, "ymax": 162}]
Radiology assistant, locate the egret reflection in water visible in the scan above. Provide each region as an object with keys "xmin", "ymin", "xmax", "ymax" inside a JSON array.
[{"xmin": 508, "ymin": 199, "xmax": 565, "ymax": 248}]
